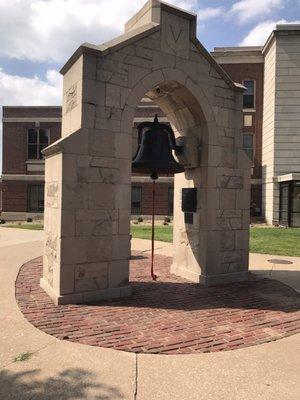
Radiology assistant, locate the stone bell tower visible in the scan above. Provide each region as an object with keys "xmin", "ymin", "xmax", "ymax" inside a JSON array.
[{"xmin": 41, "ymin": 0, "xmax": 251, "ymax": 305}]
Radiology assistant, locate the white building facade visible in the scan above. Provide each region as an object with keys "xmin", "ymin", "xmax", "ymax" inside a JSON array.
[
  {"xmin": 262, "ymin": 24, "xmax": 300, "ymax": 226},
  {"xmin": 213, "ymin": 24, "xmax": 300, "ymax": 227}
]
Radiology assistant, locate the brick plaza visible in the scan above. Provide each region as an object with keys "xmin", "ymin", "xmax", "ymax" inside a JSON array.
[{"xmin": 16, "ymin": 252, "xmax": 300, "ymax": 355}]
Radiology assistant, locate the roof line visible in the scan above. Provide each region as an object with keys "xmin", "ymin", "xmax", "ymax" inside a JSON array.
[
  {"xmin": 2, "ymin": 105, "xmax": 61, "ymax": 108},
  {"xmin": 60, "ymin": 23, "xmax": 159, "ymax": 75},
  {"xmin": 192, "ymin": 38, "xmax": 245, "ymax": 92}
]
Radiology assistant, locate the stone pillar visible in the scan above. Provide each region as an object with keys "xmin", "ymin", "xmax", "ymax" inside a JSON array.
[
  {"xmin": 172, "ymin": 91, "xmax": 251, "ymax": 285},
  {"xmin": 40, "ymin": 53, "xmax": 132, "ymax": 305}
]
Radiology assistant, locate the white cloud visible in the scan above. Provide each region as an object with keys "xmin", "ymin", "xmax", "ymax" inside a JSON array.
[
  {"xmin": 0, "ymin": 0, "xmax": 199, "ymax": 172},
  {"xmin": 0, "ymin": 69, "xmax": 62, "ymax": 106},
  {"xmin": 0, "ymin": 0, "xmax": 198, "ymax": 63},
  {"xmin": 198, "ymin": 7, "xmax": 223, "ymax": 21},
  {"xmin": 241, "ymin": 19, "xmax": 300, "ymax": 46},
  {"xmin": 174, "ymin": 0, "xmax": 198, "ymax": 10},
  {"xmin": 230, "ymin": 0, "xmax": 284, "ymax": 24}
]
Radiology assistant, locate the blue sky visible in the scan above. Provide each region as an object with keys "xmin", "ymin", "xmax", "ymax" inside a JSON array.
[{"xmin": 0, "ymin": 0, "xmax": 300, "ymax": 172}]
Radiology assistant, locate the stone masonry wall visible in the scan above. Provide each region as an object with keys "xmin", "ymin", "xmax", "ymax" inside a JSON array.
[{"xmin": 42, "ymin": 1, "xmax": 250, "ymax": 304}]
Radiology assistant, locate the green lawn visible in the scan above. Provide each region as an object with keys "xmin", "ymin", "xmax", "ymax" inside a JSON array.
[
  {"xmin": 131, "ymin": 225, "xmax": 300, "ymax": 257},
  {"xmin": 2, "ymin": 222, "xmax": 300, "ymax": 256},
  {"xmin": 3, "ymin": 223, "xmax": 44, "ymax": 230},
  {"xmin": 250, "ymin": 227, "xmax": 300, "ymax": 256},
  {"xmin": 131, "ymin": 225, "xmax": 173, "ymax": 242}
]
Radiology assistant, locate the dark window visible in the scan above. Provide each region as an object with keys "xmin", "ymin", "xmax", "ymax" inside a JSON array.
[
  {"xmin": 291, "ymin": 181, "xmax": 300, "ymax": 227},
  {"xmin": 28, "ymin": 185, "xmax": 44, "ymax": 212},
  {"xmin": 279, "ymin": 181, "xmax": 300, "ymax": 227},
  {"xmin": 28, "ymin": 128, "xmax": 50, "ymax": 160},
  {"xmin": 279, "ymin": 183, "xmax": 290, "ymax": 227},
  {"xmin": 168, "ymin": 187, "xmax": 174, "ymax": 216},
  {"xmin": 131, "ymin": 187, "xmax": 142, "ymax": 215},
  {"xmin": 243, "ymin": 80, "xmax": 255, "ymax": 109},
  {"xmin": 243, "ymin": 133, "xmax": 254, "ymax": 160}
]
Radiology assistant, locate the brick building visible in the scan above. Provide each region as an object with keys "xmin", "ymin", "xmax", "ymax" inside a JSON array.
[
  {"xmin": 0, "ymin": 102, "xmax": 174, "ymax": 220},
  {"xmin": 1, "ymin": 107, "xmax": 61, "ymax": 220},
  {"xmin": 212, "ymin": 46, "xmax": 264, "ymax": 217},
  {"xmin": 1, "ymin": 24, "xmax": 300, "ymax": 225}
]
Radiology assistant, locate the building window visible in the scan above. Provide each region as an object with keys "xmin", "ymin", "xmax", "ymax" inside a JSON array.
[
  {"xmin": 243, "ymin": 80, "xmax": 255, "ymax": 109},
  {"xmin": 291, "ymin": 181, "xmax": 300, "ymax": 227},
  {"xmin": 28, "ymin": 128, "xmax": 50, "ymax": 160},
  {"xmin": 243, "ymin": 133, "xmax": 254, "ymax": 160},
  {"xmin": 279, "ymin": 181, "xmax": 300, "ymax": 227},
  {"xmin": 28, "ymin": 185, "xmax": 44, "ymax": 212},
  {"xmin": 244, "ymin": 114, "xmax": 253, "ymax": 127},
  {"xmin": 279, "ymin": 183, "xmax": 290, "ymax": 227},
  {"xmin": 168, "ymin": 187, "xmax": 174, "ymax": 216},
  {"xmin": 131, "ymin": 186, "xmax": 142, "ymax": 215}
]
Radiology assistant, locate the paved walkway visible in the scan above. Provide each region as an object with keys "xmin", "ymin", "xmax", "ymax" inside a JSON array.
[
  {"xmin": 0, "ymin": 227, "xmax": 299, "ymax": 399},
  {"xmin": 0, "ymin": 226, "xmax": 44, "ymax": 248}
]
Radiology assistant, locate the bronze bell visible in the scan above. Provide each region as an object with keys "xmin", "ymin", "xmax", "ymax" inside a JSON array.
[{"xmin": 132, "ymin": 115, "xmax": 184, "ymax": 179}]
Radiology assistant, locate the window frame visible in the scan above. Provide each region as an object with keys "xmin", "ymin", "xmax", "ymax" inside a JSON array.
[
  {"xmin": 242, "ymin": 132, "xmax": 254, "ymax": 163},
  {"xmin": 168, "ymin": 187, "xmax": 174, "ymax": 216},
  {"xmin": 131, "ymin": 186, "xmax": 142, "ymax": 215},
  {"xmin": 27, "ymin": 184, "xmax": 45, "ymax": 213},
  {"xmin": 27, "ymin": 128, "xmax": 50, "ymax": 160},
  {"xmin": 291, "ymin": 181, "xmax": 300, "ymax": 227},
  {"xmin": 242, "ymin": 79, "xmax": 256, "ymax": 111}
]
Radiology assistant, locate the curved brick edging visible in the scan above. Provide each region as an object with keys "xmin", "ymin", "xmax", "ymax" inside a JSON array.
[{"xmin": 16, "ymin": 253, "xmax": 300, "ymax": 355}]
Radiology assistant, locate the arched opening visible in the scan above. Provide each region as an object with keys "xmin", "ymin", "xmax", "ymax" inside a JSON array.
[{"xmin": 124, "ymin": 76, "xmax": 212, "ymax": 283}]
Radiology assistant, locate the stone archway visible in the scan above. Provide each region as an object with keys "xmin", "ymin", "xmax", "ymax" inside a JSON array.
[{"xmin": 41, "ymin": 0, "xmax": 251, "ymax": 305}]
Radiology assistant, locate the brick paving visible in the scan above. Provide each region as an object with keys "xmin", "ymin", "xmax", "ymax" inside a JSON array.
[{"xmin": 16, "ymin": 252, "xmax": 300, "ymax": 355}]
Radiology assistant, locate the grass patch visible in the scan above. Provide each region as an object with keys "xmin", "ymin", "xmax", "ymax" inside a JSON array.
[
  {"xmin": 4, "ymin": 223, "xmax": 44, "ymax": 230},
  {"xmin": 131, "ymin": 225, "xmax": 300, "ymax": 257},
  {"xmin": 250, "ymin": 227, "xmax": 300, "ymax": 257},
  {"xmin": 3, "ymin": 222, "xmax": 299, "ymax": 256},
  {"xmin": 13, "ymin": 352, "xmax": 32, "ymax": 363},
  {"xmin": 131, "ymin": 224, "xmax": 173, "ymax": 243}
]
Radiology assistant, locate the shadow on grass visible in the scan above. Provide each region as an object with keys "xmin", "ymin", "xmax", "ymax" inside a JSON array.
[{"xmin": 0, "ymin": 368, "xmax": 124, "ymax": 400}]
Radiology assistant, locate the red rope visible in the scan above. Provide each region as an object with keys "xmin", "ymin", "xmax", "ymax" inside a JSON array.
[{"xmin": 151, "ymin": 179, "xmax": 157, "ymax": 281}]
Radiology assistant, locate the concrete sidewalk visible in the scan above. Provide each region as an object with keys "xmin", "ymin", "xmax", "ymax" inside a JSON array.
[
  {"xmin": 0, "ymin": 229, "xmax": 299, "ymax": 399},
  {"xmin": 0, "ymin": 226, "xmax": 44, "ymax": 248}
]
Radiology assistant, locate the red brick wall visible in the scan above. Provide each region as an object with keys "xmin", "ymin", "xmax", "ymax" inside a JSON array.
[
  {"xmin": 2, "ymin": 121, "xmax": 61, "ymax": 174},
  {"xmin": 3, "ymin": 106, "xmax": 61, "ymax": 118},
  {"xmin": 132, "ymin": 182, "xmax": 173, "ymax": 216},
  {"xmin": 2, "ymin": 107, "xmax": 61, "ymax": 215},
  {"xmin": 219, "ymin": 63, "xmax": 264, "ymax": 180},
  {"xmin": 1, "ymin": 180, "xmax": 44, "ymax": 212}
]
